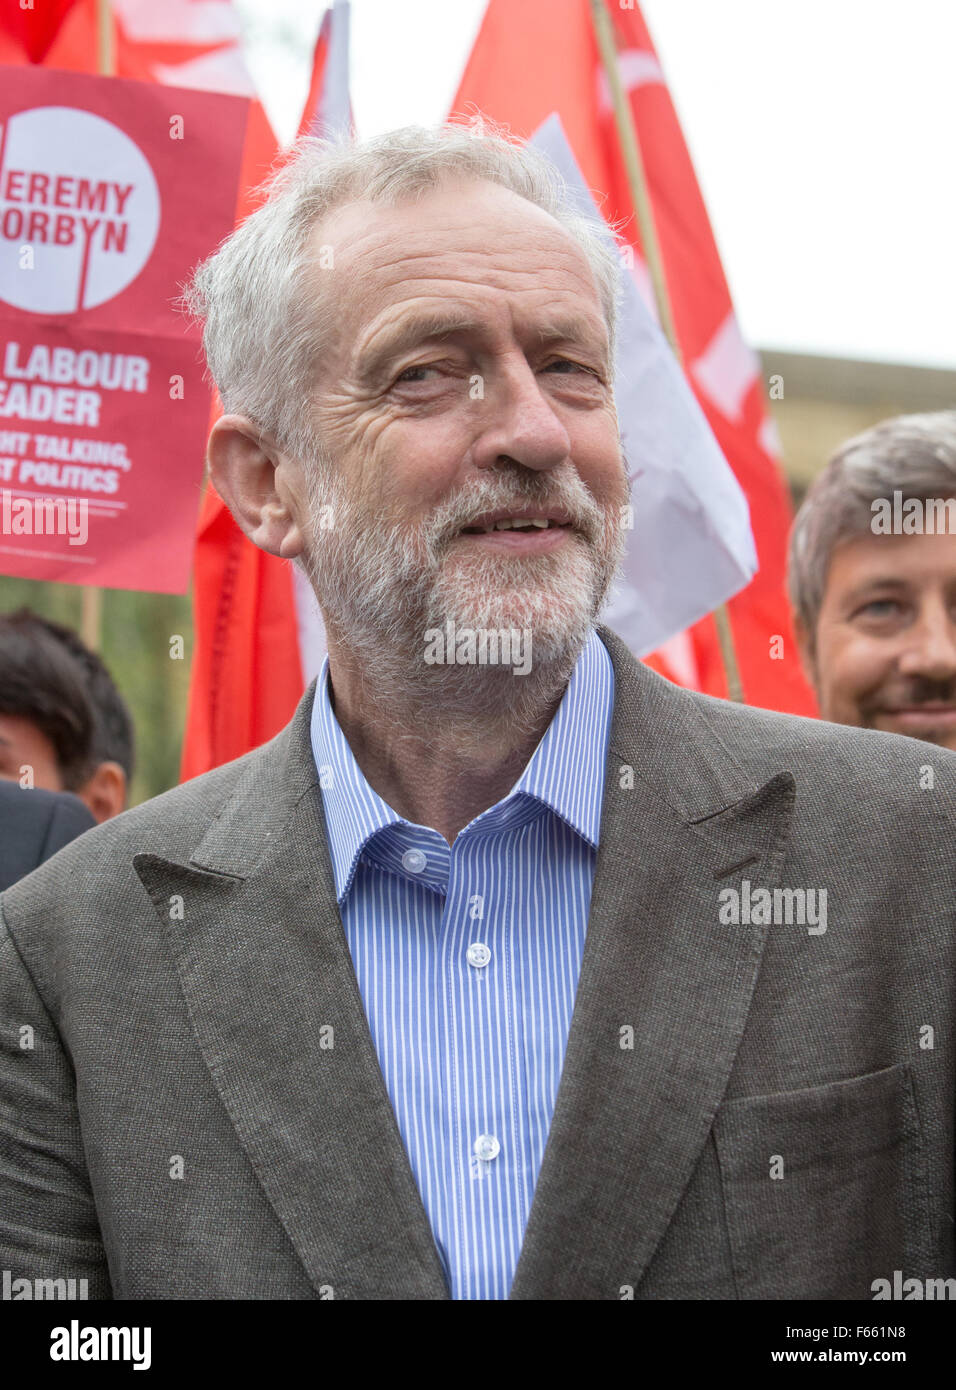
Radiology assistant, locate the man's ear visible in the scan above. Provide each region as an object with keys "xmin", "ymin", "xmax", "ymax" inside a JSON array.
[
  {"xmin": 76, "ymin": 761, "xmax": 126, "ymax": 823},
  {"xmin": 206, "ymin": 414, "xmax": 308, "ymax": 560},
  {"xmin": 793, "ymin": 612, "xmax": 819, "ymax": 692}
]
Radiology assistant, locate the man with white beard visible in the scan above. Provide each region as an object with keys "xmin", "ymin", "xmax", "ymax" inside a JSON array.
[
  {"xmin": 1, "ymin": 127, "xmax": 954, "ymax": 1303},
  {"xmin": 204, "ymin": 142, "xmax": 629, "ymax": 841}
]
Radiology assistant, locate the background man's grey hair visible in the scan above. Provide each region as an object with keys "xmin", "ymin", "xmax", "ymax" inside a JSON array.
[
  {"xmin": 183, "ymin": 124, "xmax": 624, "ymax": 463},
  {"xmin": 788, "ymin": 410, "xmax": 956, "ymax": 646}
]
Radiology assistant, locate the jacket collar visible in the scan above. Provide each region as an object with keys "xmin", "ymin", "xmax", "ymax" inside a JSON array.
[{"xmin": 135, "ymin": 624, "xmax": 795, "ymax": 1299}]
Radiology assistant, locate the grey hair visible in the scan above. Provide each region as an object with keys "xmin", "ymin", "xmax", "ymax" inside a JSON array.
[
  {"xmin": 788, "ymin": 410, "xmax": 956, "ymax": 643},
  {"xmin": 183, "ymin": 123, "xmax": 624, "ymax": 460}
]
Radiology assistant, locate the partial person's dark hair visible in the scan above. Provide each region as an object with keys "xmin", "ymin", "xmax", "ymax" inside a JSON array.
[
  {"xmin": 33, "ymin": 612, "xmax": 135, "ymax": 783},
  {"xmin": 0, "ymin": 611, "xmax": 96, "ymax": 791},
  {"xmin": 0, "ymin": 609, "xmax": 135, "ymax": 786}
]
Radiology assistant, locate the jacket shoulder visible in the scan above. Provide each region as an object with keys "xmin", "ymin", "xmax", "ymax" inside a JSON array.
[
  {"xmin": 0, "ymin": 737, "xmax": 272, "ymax": 917},
  {"xmin": 678, "ymin": 679, "xmax": 956, "ymax": 815}
]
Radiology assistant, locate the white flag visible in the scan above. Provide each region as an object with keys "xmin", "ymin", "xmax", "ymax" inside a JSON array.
[{"xmin": 532, "ymin": 112, "xmax": 757, "ymax": 655}]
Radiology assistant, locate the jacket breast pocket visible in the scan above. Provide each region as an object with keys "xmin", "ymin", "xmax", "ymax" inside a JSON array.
[{"xmin": 712, "ymin": 1063, "xmax": 933, "ymax": 1299}]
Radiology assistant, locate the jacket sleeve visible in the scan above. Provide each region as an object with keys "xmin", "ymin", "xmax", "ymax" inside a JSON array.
[{"xmin": 0, "ymin": 905, "xmax": 112, "ymax": 1297}]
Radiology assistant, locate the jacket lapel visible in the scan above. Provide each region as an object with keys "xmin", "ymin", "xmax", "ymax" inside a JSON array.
[
  {"xmin": 134, "ymin": 626, "xmax": 795, "ymax": 1301},
  {"xmin": 510, "ymin": 627, "xmax": 796, "ymax": 1299},
  {"xmin": 133, "ymin": 687, "xmax": 449, "ymax": 1300}
]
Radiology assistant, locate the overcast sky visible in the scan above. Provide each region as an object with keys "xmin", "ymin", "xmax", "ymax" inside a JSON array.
[{"xmin": 235, "ymin": 0, "xmax": 956, "ymax": 371}]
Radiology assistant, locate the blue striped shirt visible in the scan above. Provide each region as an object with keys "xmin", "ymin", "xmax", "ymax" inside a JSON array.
[{"xmin": 310, "ymin": 627, "xmax": 614, "ymax": 1299}]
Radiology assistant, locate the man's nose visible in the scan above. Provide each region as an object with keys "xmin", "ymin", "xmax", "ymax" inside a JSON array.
[
  {"xmin": 469, "ymin": 358, "xmax": 572, "ymax": 473},
  {"xmin": 897, "ymin": 599, "xmax": 956, "ymax": 682}
]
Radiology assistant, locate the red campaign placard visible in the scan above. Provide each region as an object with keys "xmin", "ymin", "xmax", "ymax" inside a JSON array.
[{"xmin": 0, "ymin": 65, "xmax": 248, "ymax": 592}]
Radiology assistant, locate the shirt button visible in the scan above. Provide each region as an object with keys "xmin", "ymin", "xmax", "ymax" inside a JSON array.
[
  {"xmin": 401, "ymin": 848, "xmax": 427, "ymax": 873},
  {"xmin": 466, "ymin": 942, "xmax": 491, "ymax": 969},
  {"xmin": 473, "ymin": 1134, "xmax": 500, "ymax": 1162}
]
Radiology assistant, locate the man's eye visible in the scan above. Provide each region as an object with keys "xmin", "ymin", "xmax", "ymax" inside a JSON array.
[
  {"xmin": 544, "ymin": 358, "xmax": 594, "ymax": 375},
  {"xmin": 857, "ymin": 599, "xmax": 902, "ymax": 618},
  {"xmin": 394, "ymin": 364, "xmax": 440, "ymax": 384},
  {"xmin": 543, "ymin": 358, "xmax": 605, "ymax": 384}
]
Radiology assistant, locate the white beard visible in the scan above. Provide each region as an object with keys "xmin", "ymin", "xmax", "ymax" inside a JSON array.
[{"xmin": 298, "ymin": 450, "xmax": 627, "ymax": 736}]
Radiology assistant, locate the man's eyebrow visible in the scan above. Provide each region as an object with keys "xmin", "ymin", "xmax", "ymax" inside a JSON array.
[
  {"xmin": 354, "ymin": 310, "xmax": 482, "ymax": 382},
  {"xmin": 354, "ymin": 309, "xmax": 610, "ymax": 383},
  {"xmin": 533, "ymin": 313, "xmax": 606, "ymax": 352},
  {"xmin": 843, "ymin": 576, "xmax": 910, "ymax": 602}
]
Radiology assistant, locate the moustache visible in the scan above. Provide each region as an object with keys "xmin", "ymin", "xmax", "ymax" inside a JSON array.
[
  {"xmin": 870, "ymin": 677, "xmax": 956, "ymax": 710},
  {"xmin": 424, "ymin": 480, "xmax": 604, "ymax": 550}
]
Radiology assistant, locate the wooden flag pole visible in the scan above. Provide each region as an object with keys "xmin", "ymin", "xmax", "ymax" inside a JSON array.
[
  {"xmin": 588, "ymin": 0, "xmax": 745, "ymax": 703},
  {"xmin": 80, "ymin": 0, "xmax": 116, "ymax": 651},
  {"xmin": 97, "ymin": 0, "xmax": 114, "ymax": 75},
  {"xmin": 79, "ymin": 585, "xmax": 103, "ymax": 650}
]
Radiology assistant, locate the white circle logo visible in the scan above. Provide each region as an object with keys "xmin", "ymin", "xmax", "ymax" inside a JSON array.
[{"xmin": 0, "ymin": 106, "xmax": 161, "ymax": 314}]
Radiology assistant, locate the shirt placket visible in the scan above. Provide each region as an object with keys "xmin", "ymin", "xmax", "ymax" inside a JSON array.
[{"xmin": 438, "ymin": 828, "xmax": 522, "ymax": 1300}]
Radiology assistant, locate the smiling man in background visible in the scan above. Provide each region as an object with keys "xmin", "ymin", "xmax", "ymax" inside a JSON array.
[
  {"xmin": 789, "ymin": 412, "xmax": 956, "ymax": 749},
  {"xmin": 1, "ymin": 128, "xmax": 954, "ymax": 1301}
]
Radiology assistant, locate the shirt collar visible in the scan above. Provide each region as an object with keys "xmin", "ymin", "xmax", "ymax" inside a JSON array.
[{"xmin": 311, "ymin": 627, "xmax": 614, "ymax": 902}]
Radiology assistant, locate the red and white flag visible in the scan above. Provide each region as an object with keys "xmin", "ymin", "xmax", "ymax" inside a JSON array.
[
  {"xmin": 182, "ymin": 1, "xmax": 351, "ymax": 779},
  {"xmin": 451, "ymin": 0, "xmax": 816, "ymax": 714}
]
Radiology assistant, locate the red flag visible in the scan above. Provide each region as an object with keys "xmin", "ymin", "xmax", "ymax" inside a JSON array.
[
  {"xmin": 181, "ymin": 475, "xmax": 304, "ymax": 778},
  {"xmin": 451, "ymin": 0, "xmax": 816, "ymax": 715},
  {"xmin": 182, "ymin": 2, "xmax": 353, "ymax": 780},
  {"xmin": 0, "ymin": 0, "xmax": 82, "ymax": 63},
  {"xmin": 180, "ymin": 140, "xmax": 305, "ymax": 779}
]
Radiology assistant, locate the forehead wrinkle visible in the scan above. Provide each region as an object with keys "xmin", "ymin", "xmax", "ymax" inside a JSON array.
[
  {"xmin": 323, "ymin": 188, "xmax": 584, "ymax": 256},
  {"xmin": 326, "ymin": 214, "xmax": 597, "ymax": 302},
  {"xmin": 314, "ymin": 182, "xmax": 604, "ymax": 341},
  {"xmin": 343, "ymin": 250, "xmax": 596, "ymax": 296}
]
